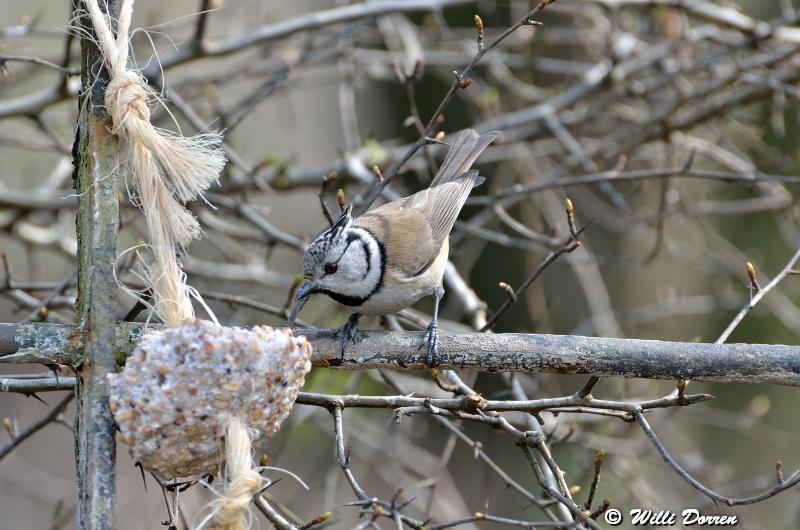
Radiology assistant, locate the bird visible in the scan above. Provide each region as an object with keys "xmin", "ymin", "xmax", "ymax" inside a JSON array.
[{"xmin": 293, "ymin": 128, "xmax": 499, "ymax": 366}]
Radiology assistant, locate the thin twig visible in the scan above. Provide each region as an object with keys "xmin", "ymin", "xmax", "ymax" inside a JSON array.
[
  {"xmin": 253, "ymin": 495, "xmax": 298, "ymax": 530},
  {"xmin": 481, "ymin": 220, "xmax": 592, "ymax": 331},
  {"xmin": 0, "ymin": 53, "xmax": 79, "ymax": 75},
  {"xmin": 583, "ymin": 450, "xmax": 605, "ymax": 510},
  {"xmin": 635, "ymin": 412, "xmax": 800, "ymax": 506},
  {"xmin": 0, "ymin": 393, "xmax": 72, "ymax": 460},
  {"xmin": 358, "ymin": 0, "xmax": 554, "ymax": 213},
  {"xmin": 716, "ymin": 245, "xmax": 800, "ymax": 343}
]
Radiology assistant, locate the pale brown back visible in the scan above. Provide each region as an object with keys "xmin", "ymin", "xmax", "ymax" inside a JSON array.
[
  {"xmin": 353, "ymin": 129, "xmax": 498, "ymax": 276},
  {"xmin": 354, "ymin": 169, "xmax": 484, "ymax": 276}
]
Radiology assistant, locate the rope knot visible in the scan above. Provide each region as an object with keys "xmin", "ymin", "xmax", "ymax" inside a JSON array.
[
  {"xmin": 85, "ymin": 0, "xmax": 225, "ymax": 326},
  {"xmin": 212, "ymin": 468, "xmax": 262, "ymax": 528},
  {"xmin": 105, "ymin": 70, "xmax": 150, "ymax": 134}
]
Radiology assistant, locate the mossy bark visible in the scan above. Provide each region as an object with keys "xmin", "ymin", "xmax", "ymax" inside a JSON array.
[
  {"xmin": 3, "ymin": 322, "xmax": 800, "ymax": 387},
  {"xmin": 73, "ymin": 1, "xmax": 120, "ymax": 529}
]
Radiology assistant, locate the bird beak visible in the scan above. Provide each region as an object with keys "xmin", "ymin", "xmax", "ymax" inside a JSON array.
[
  {"xmin": 295, "ymin": 280, "xmax": 320, "ymax": 301},
  {"xmin": 288, "ymin": 280, "xmax": 318, "ymax": 325}
]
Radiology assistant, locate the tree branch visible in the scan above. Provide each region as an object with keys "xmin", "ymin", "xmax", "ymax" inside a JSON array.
[
  {"xmin": 2, "ymin": 322, "xmax": 800, "ymax": 385},
  {"xmin": 73, "ymin": 1, "xmax": 120, "ymax": 527},
  {"xmin": 357, "ymin": 0, "xmax": 553, "ymax": 213},
  {"xmin": 635, "ymin": 411, "xmax": 800, "ymax": 506},
  {"xmin": 716, "ymin": 246, "xmax": 800, "ymax": 343},
  {"xmin": 0, "ymin": 393, "xmax": 73, "ymax": 460}
]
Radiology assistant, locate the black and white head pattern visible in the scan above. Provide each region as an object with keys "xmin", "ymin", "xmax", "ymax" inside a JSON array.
[{"xmin": 301, "ymin": 206, "xmax": 385, "ymax": 307}]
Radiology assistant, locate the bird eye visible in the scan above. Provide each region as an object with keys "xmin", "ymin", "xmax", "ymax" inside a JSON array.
[{"xmin": 324, "ymin": 263, "xmax": 338, "ymax": 275}]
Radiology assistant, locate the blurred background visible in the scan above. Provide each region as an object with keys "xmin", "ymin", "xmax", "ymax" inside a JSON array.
[{"xmin": 1, "ymin": 0, "xmax": 800, "ymax": 528}]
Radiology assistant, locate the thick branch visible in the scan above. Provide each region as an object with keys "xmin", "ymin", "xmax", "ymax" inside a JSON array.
[
  {"xmin": 1, "ymin": 323, "xmax": 800, "ymax": 386},
  {"xmin": 73, "ymin": 2, "xmax": 120, "ymax": 528}
]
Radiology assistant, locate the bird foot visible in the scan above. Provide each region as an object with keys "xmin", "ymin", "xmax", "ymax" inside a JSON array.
[
  {"xmin": 419, "ymin": 320, "xmax": 439, "ymax": 368},
  {"xmin": 335, "ymin": 313, "xmax": 361, "ymax": 358}
]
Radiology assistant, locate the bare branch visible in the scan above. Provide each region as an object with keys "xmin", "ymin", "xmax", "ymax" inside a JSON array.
[
  {"xmin": 358, "ymin": 0, "xmax": 555, "ymax": 213},
  {"xmin": 716, "ymin": 246, "xmax": 800, "ymax": 343},
  {"xmin": 0, "ymin": 393, "xmax": 72, "ymax": 460},
  {"xmin": 481, "ymin": 218, "xmax": 592, "ymax": 331},
  {"xmin": 253, "ymin": 495, "xmax": 298, "ymax": 530},
  {"xmin": 0, "ymin": 376, "xmax": 76, "ymax": 393},
  {"xmin": 0, "ymin": 54, "xmax": 79, "ymax": 75},
  {"xmin": 635, "ymin": 412, "xmax": 800, "ymax": 506},
  {"xmin": 3, "ymin": 323, "xmax": 800, "ymax": 385}
]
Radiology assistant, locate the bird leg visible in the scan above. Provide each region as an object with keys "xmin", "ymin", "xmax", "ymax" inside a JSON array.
[
  {"xmin": 335, "ymin": 312, "xmax": 361, "ymax": 357},
  {"xmin": 420, "ymin": 285, "xmax": 444, "ymax": 367}
]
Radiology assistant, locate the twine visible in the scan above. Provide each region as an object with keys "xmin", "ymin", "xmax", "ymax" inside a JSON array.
[
  {"xmin": 210, "ymin": 417, "xmax": 264, "ymax": 530},
  {"xmin": 84, "ymin": 0, "xmax": 225, "ymax": 327},
  {"xmin": 83, "ymin": 2, "xmax": 260, "ymax": 528}
]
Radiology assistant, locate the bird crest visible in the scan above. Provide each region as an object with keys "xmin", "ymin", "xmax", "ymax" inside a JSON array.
[{"xmin": 302, "ymin": 205, "xmax": 353, "ymax": 276}]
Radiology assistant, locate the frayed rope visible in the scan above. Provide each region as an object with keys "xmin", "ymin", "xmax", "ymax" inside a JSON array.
[
  {"xmin": 84, "ymin": 0, "xmax": 225, "ymax": 327},
  {"xmin": 83, "ymin": 2, "xmax": 260, "ymax": 529},
  {"xmin": 210, "ymin": 417, "xmax": 263, "ymax": 530}
]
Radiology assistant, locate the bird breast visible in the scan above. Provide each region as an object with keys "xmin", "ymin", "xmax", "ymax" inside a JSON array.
[{"xmin": 351, "ymin": 239, "xmax": 449, "ymax": 315}]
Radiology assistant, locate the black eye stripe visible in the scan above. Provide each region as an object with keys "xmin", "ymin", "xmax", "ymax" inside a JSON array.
[
  {"xmin": 317, "ymin": 229, "xmax": 382, "ymax": 291},
  {"xmin": 314, "ymin": 227, "xmax": 385, "ymax": 307},
  {"xmin": 340, "ymin": 233, "xmax": 365, "ymax": 261}
]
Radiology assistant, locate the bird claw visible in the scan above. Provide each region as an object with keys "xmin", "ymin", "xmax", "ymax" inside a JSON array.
[
  {"xmin": 335, "ymin": 313, "xmax": 360, "ymax": 358},
  {"xmin": 419, "ymin": 320, "xmax": 439, "ymax": 368}
]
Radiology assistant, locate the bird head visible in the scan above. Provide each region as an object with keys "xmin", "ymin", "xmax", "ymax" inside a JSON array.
[{"xmin": 296, "ymin": 206, "xmax": 384, "ymax": 307}]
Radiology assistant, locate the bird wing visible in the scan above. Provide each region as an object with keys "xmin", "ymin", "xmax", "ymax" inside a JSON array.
[
  {"xmin": 353, "ymin": 206, "xmax": 435, "ymax": 277},
  {"xmin": 353, "ymin": 128, "xmax": 498, "ymax": 277},
  {"xmin": 355, "ymin": 169, "xmax": 483, "ymax": 277},
  {"xmin": 405, "ymin": 169, "xmax": 483, "ymax": 263}
]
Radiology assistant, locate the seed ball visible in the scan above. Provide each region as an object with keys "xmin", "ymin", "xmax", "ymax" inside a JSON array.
[{"xmin": 108, "ymin": 319, "xmax": 312, "ymax": 479}]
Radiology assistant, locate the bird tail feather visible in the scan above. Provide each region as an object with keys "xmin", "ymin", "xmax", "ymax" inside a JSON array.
[{"xmin": 430, "ymin": 129, "xmax": 500, "ymax": 187}]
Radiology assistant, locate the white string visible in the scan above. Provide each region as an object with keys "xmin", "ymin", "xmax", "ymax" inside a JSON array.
[{"xmin": 83, "ymin": 0, "xmax": 225, "ymax": 327}]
